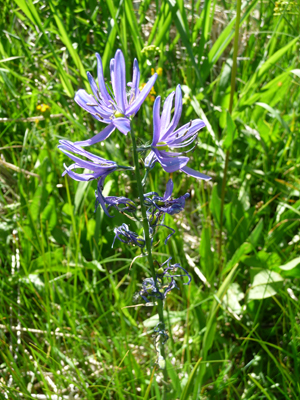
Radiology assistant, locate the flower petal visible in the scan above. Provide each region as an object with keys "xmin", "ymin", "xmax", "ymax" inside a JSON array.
[
  {"xmin": 87, "ymin": 72, "xmax": 100, "ymax": 101},
  {"xmin": 129, "ymin": 58, "xmax": 140, "ymax": 105},
  {"xmin": 74, "ymin": 124, "xmax": 115, "ymax": 147},
  {"xmin": 126, "ymin": 73, "xmax": 157, "ymax": 116},
  {"xmin": 163, "ymin": 179, "xmax": 173, "ymax": 200},
  {"xmin": 154, "ymin": 150, "xmax": 189, "ymax": 173},
  {"xmin": 168, "ymin": 119, "xmax": 206, "ymax": 144},
  {"xmin": 152, "ymin": 96, "xmax": 161, "ymax": 145},
  {"xmin": 96, "ymin": 180, "xmax": 113, "ymax": 217},
  {"xmin": 160, "ymin": 84, "xmax": 182, "ymax": 141},
  {"xmin": 114, "ymin": 49, "xmax": 127, "ymax": 113},
  {"xmin": 145, "ymin": 150, "xmax": 157, "ymax": 168},
  {"xmin": 181, "ymin": 165, "xmax": 211, "ymax": 180},
  {"xmin": 96, "ymin": 53, "xmax": 111, "ymax": 102},
  {"xmin": 62, "ymin": 164, "xmax": 98, "ymax": 181},
  {"xmin": 74, "ymin": 89, "xmax": 111, "ymax": 120},
  {"xmin": 112, "ymin": 117, "xmax": 131, "ymax": 135},
  {"xmin": 160, "ymin": 91, "xmax": 175, "ymax": 134}
]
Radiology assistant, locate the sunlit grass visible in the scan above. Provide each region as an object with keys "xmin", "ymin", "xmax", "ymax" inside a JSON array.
[{"xmin": 0, "ymin": 0, "xmax": 300, "ymax": 399}]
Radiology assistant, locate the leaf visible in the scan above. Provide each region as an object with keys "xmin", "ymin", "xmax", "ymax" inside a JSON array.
[
  {"xmin": 223, "ymin": 111, "xmax": 237, "ymax": 150},
  {"xmin": 291, "ymin": 69, "xmax": 300, "ymax": 78},
  {"xmin": 223, "ymin": 282, "xmax": 244, "ymax": 313},
  {"xmin": 279, "ymin": 257, "xmax": 300, "ymax": 277},
  {"xmin": 248, "ymin": 270, "xmax": 283, "ymax": 301},
  {"xmin": 180, "ymin": 356, "xmax": 202, "ymax": 400},
  {"xmin": 143, "ymin": 311, "xmax": 185, "ymax": 328},
  {"xmin": 210, "ymin": 185, "xmax": 222, "ymax": 228},
  {"xmin": 256, "ymin": 102, "xmax": 290, "ymax": 132},
  {"xmin": 223, "ymin": 219, "xmax": 263, "ymax": 275}
]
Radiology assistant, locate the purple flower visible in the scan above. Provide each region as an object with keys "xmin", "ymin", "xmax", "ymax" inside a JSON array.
[
  {"xmin": 144, "ymin": 179, "xmax": 189, "ymax": 215},
  {"xmin": 95, "ymin": 180, "xmax": 136, "ymax": 218},
  {"xmin": 112, "ymin": 223, "xmax": 145, "ymax": 248},
  {"xmin": 145, "ymin": 85, "xmax": 211, "ymax": 180},
  {"xmin": 58, "ymin": 140, "xmax": 118, "ymax": 182},
  {"xmin": 75, "ymin": 49, "xmax": 158, "ymax": 136}
]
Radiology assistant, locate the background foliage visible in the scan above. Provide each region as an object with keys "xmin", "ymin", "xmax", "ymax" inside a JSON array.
[{"xmin": 0, "ymin": 0, "xmax": 300, "ymax": 398}]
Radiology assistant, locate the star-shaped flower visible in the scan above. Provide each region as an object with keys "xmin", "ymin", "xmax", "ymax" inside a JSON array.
[
  {"xmin": 145, "ymin": 85, "xmax": 211, "ymax": 180},
  {"xmin": 75, "ymin": 49, "xmax": 157, "ymax": 136}
]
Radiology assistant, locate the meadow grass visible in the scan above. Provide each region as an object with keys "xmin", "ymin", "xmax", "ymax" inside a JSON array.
[{"xmin": 0, "ymin": 0, "xmax": 300, "ymax": 398}]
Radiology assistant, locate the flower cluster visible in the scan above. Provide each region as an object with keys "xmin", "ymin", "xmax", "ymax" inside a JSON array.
[
  {"xmin": 137, "ymin": 257, "xmax": 191, "ymax": 303},
  {"xmin": 59, "ymin": 48, "xmax": 211, "ymax": 369}
]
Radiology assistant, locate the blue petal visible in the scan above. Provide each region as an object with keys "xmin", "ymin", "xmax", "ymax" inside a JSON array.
[
  {"xmin": 126, "ymin": 73, "xmax": 157, "ymax": 116},
  {"xmin": 168, "ymin": 119, "xmax": 206, "ymax": 144},
  {"xmin": 114, "ymin": 49, "xmax": 127, "ymax": 113},
  {"xmin": 129, "ymin": 58, "xmax": 140, "ymax": 105},
  {"xmin": 181, "ymin": 165, "xmax": 211, "ymax": 180},
  {"xmin": 112, "ymin": 117, "xmax": 131, "ymax": 135},
  {"xmin": 163, "ymin": 179, "xmax": 173, "ymax": 200},
  {"xmin": 96, "ymin": 180, "xmax": 113, "ymax": 218},
  {"xmin": 96, "ymin": 53, "xmax": 112, "ymax": 102},
  {"xmin": 160, "ymin": 91, "xmax": 175, "ymax": 134},
  {"xmin": 74, "ymin": 89, "xmax": 112, "ymax": 120},
  {"xmin": 152, "ymin": 96, "xmax": 161, "ymax": 146},
  {"xmin": 160, "ymin": 85, "xmax": 182, "ymax": 141},
  {"xmin": 154, "ymin": 150, "xmax": 189, "ymax": 173},
  {"xmin": 74, "ymin": 124, "xmax": 115, "ymax": 147}
]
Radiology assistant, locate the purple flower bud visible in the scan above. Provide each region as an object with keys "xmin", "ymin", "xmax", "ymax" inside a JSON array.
[
  {"xmin": 144, "ymin": 179, "xmax": 190, "ymax": 215},
  {"xmin": 95, "ymin": 180, "xmax": 136, "ymax": 218},
  {"xmin": 112, "ymin": 223, "xmax": 145, "ymax": 248}
]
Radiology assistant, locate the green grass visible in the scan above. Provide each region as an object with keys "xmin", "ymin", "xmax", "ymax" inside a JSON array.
[{"xmin": 1, "ymin": 0, "xmax": 300, "ymax": 398}]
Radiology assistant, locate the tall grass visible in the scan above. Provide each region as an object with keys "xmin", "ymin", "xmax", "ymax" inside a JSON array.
[{"xmin": 0, "ymin": 0, "xmax": 300, "ymax": 398}]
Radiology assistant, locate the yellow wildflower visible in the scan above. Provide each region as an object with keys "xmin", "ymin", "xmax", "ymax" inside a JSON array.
[
  {"xmin": 36, "ymin": 104, "xmax": 50, "ymax": 113},
  {"xmin": 151, "ymin": 68, "xmax": 155, "ymax": 75},
  {"xmin": 156, "ymin": 67, "xmax": 163, "ymax": 76},
  {"xmin": 139, "ymin": 83, "xmax": 156, "ymax": 103}
]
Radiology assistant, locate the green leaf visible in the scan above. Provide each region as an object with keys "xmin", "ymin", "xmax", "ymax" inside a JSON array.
[
  {"xmin": 143, "ymin": 311, "xmax": 185, "ymax": 328},
  {"xmin": 248, "ymin": 270, "xmax": 283, "ymax": 301},
  {"xmin": 279, "ymin": 257, "xmax": 300, "ymax": 277},
  {"xmin": 223, "ymin": 111, "xmax": 237, "ymax": 150}
]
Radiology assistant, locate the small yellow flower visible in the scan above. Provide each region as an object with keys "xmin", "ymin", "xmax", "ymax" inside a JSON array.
[
  {"xmin": 151, "ymin": 68, "xmax": 155, "ymax": 75},
  {"xmin": 36, "ymin": 104, "xmax": 50, "ymax": 113},
  {"xmin": 139, "ymin": 83, "xmax": 156, "ymax": 103},
  {"xmin": 156, "ymin": 67, "xmax": 163, "ymax": 76}
]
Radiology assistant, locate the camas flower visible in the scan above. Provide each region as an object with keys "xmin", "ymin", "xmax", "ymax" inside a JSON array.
[
  {"xmin": 58, "ymin": 140, "xmax": 118, "ymax": 182},
  {"xmin": 145, "ymin": 85, "xmax": 211, "ymax": 180},
  {"xmin": 75, "ymin": 49, "xmax": 158, "ymax": 136},
  {"xmin": 112, "ymin": 223, "xmax": 145, "ymax": 248},
  {"xmin": 144, "ymin": 179, "xmax": 189, "ymax": 215},
  {"xmin": 95, "ymin": 180, "xmax": 136, "ymax": 218}
]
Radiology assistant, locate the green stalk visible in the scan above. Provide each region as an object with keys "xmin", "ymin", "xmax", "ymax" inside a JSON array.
[
  {"xmin": 218, "ymin": 0, "xmax": 242, "ymax": 267},
  {"xmin": 130, "ymin": 129, "xmax": 168, "ymax": 380}
]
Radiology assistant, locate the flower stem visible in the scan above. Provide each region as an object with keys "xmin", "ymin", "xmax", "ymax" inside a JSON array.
[{"xmin": 130, "ymin": 129, "xmax": 168, "ymax": 376}]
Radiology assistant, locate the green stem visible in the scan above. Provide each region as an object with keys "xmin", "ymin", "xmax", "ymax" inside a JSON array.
[
  {"xmin": 129, "ymin": 129, "xmax": 168, "ymax": 379},
  {"xmin": 218, "ymin": 0, "xmax": 242, "ymax": 268}
]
